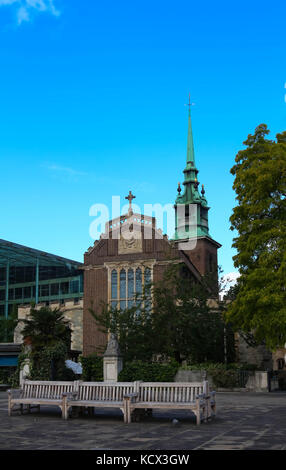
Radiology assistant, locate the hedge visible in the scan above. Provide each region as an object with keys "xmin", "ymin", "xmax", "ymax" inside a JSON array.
[
  {"xmin": 80, "ymin": 354, "xmax": 104, "ymax": 381},
  {"xmin": 118, "ymin": 360, "xmax": 179, "ymax": 382},
  {"xmin": 179, "ymin": 362, "xmax": 259, "ymax": 388}
]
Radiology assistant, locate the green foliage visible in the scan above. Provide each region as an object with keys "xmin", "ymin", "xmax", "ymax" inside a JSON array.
[
  {"xmin": 90, "ymin": 264, "xmax": 235, "ymax": 365},
  {"xmin": 8, "ymin": 349, "xmax": 31, "ymax": 388},
  {"xmin": 180, "ymin": 362, "xmax": 258, "ymax": 371},
  {"xmin": 21, "ymin": 306, "xmax": 73, "ymax": 381},
  {"xmin": 29, "ymin": 343, "xmax": 76, "ymax": 381},
  {"xmin": 0, "ymin": 307, "xmax": 18, "ymax": 342},
  {"xmin": 227, "ymin": 125, "xmax": 286, "ymax": 350},
  {"xmin": 151, "ymin": 265, "xmax": 235, "ymax": 364},
  {"xmin": 118, "ymin": 359, "xmax": 179, "ymax": 382},
  {"xmin": 89, "ymin": 294, "xmax": 155, "ymax": 363},
  {"xmin": 22, "ymin": 306, "xmax": 72, "ymax": 350},
  {"xmin": 0, "ymin": 367, "xmax": 15, "ymax": 385},
  {"xmin": 209, "ymin": 369, "xmax": 238, "ymax": 388},
  {"xmin": 179, "ymin": 362, "xmax": 258, "ymax": 388},
  {"xmin": 80, "ymin": 353, "xmax": 103, "ymax": 381}
]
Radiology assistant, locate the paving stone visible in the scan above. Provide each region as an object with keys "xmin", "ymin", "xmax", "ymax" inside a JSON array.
[{"xmin": 1, "ymin": 391, "xmax": 286, "ymax": 450}]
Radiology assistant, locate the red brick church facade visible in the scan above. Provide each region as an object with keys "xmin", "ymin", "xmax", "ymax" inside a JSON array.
[
  {"xmin": 82, "ymin": 211, "xmax": 220, "ymax": 356},
  {"xmin": 82, "ymin": 105, "xmax": 221, "ymax": 356}
]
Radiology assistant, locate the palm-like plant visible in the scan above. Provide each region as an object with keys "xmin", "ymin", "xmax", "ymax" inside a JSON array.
[
  {"xmin": 21, "ymin": 306, "xmax": 72, "ymax": 351},
  {"xmin": 20, "ymin": 306, "xmax": 73, "ymax": 381}
]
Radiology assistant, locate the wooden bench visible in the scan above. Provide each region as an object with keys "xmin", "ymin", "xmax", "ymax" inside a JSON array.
[
  {"xmin": 7, "ymin": 380, "xmax": 216, "ymax": 425},
  {"xmin": 124, "ymin": 381, "xmax": 215, "ymax": 425},
  {"xmin": 7, "ymin": 380, "xmax": 75, "ymax": 418},
  {"xmin": 63, "ymin": 381, "xmax": 135, "ymax": 422}
]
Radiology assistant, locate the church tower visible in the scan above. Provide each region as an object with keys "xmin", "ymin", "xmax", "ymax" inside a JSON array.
[{"xmin": 173, "ymin": 96, "xmax": 221, "ymax": 275}]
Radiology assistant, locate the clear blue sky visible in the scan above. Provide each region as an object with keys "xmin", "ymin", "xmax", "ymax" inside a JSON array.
[{"xmin": 0, "ymin": 0, "xmax": 285, "ymax": 275}]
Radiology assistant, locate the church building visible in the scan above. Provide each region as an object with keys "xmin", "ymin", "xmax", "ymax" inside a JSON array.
[{"xmin": 82, "ymin": 104, "xmax": 221, "ymax": 356}]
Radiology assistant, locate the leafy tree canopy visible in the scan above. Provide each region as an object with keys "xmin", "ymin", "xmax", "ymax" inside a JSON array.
[
  {"xmin": 90, "ymin": 264, "xmax": 235, "ymax": 364},
  {"xmin": 226, "ymin": 124, "xmax": 286, "ymax": 350}
]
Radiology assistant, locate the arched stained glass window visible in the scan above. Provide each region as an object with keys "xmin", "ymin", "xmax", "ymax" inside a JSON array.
[
  {"xmin": 135, "ymin": 268, "xmax": 142, "ymax": 294},
  {"xmin": 128, "ymin": 269, "xmax": 134, "ymax": 307},
  {"xmin": 110, "ymin": 266, "xmax": 152, "ymax": 312},
  {"xmin": 144, "ymin": 267, "xmax": 151, "ymax": 311},
  {"xmin": 144, "ymin": 268, "xmax": 151, "ymax": 289},
  {"xmin": 120, "ymin": 269, "xmax": 126, "ymax": 299},
  {"xmin": 111, "ymin": 269, "xmax": 117, "ymax": 299}
]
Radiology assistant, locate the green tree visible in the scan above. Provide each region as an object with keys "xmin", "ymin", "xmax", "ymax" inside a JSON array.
[
  {"xmin": 90, "ymin": 264, "xmax": 234, "ymax": 364},
  {"xmin": 89, "ymin": 294, "xmax": 155, "ymax": 363},
  {"xmin": 0, "ymin": 306, "xmax": 18, "ymax": 342},
  {"xmin": 152, "ymin": 265, "xmax": 234, "ymax": 364},
  {"xmin": 21, "ymin": 306, "xmax": 73, "ymax": 380},
  {"xmin": 226, "ymin": 124, "xmax": 286, "ymax": 350},
  {"xmin": 22, "ymin": 306, "xmax": 71, "ymax": 350}
]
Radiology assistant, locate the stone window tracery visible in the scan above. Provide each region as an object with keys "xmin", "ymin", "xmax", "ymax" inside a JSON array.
[{"xmin": 106, "ymin": 263, "xmax": 154, "ymax": 311}]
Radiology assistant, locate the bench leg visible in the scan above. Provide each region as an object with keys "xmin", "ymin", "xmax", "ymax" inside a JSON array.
[
  {"xmin": 126, "ymin": 403, "xmax": 131, "ymax": 424},
  {"xmin": 195, "ymin": 398, "xmax": 201, "ymax": 425},
  {"xmin": 123, "ymin": 398, "xmax": 132, "ymax": 424},
  {"xmin": 8, "ymin": 400, "xmax": 12, "ymax": 417},
  {"xmin": 211, "ymin": 402, "xmax": 216, "ymax": 417},
  {"xmin": 87, "ymin": 407, "xmax": 94, "ymax": 417},
  {"xmin": 61, "ymin": 395, "xmax": 68, "ymax": 420}
]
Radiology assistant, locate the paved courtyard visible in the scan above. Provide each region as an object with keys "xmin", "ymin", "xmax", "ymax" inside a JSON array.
[{"xmin": 0, "ymin": 391, "xmax": 286, "ymax": 450}]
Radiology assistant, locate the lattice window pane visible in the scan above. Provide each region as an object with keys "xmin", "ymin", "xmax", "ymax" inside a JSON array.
[
  {"xmin": 120, "ymin": 269, "xmax": 126, "ymax": 299},
  {"xmin": 111, "ymin": 269, "xmax": 118, "ymax": 299},
  {"xmin": 135, "ymin": 268, "xmax": 142, "ymax": 294},
  {"xmin": 128, "ymin": 269, "xmax": 134, "ymax": 299}
]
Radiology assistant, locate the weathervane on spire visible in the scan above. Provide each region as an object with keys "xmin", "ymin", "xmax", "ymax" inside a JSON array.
[{"xmin": 185, "ymin": 93, "xmax": 195, "ymax": 116}]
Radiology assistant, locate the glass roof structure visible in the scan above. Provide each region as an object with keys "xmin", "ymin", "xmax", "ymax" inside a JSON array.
[
  {"xmin": 0, "ymin": 239, "xmax": 82, "ymax": 268},
  {"xmin": 0, "ymin": 239, "xmax": 83, "ymax": 319}
]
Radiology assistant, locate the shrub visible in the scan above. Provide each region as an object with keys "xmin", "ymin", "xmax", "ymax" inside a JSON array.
[
  {"xmin": 208, "ymin": 369, "xmax": 238, "ymax": 388},
  {"xmin": 80, "ymin": 354, "xmax": 103, "ymax": 381},
  {"xmin": 180, "ymin": 362, "xmax": 259, "ymax": 371},
  {"xmin": 0, "ymin": 367, "xmax": 15, "ymax": 385},
  {"xmin": 29, "ymin": 343, "xmax": 76, "ymax": 381},
  {"xmin": 118, "ymin": 360, "xmax": 179, "ymax": 382},
  {"xmin": 178, "ymin": 362, "xmax": 260, "ymax": 388}
]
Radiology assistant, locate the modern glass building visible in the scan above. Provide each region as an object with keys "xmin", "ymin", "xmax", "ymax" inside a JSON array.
[{"xmin": 0, "ymin": 239, "xmax": 83, "ymax": 319}]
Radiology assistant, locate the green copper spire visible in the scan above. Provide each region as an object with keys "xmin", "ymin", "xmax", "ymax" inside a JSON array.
[
  {"xmin": 186, "ymin": 93, "xmax": 195, "ymax": 168},
  {"xmin": 173, "ymin": 96, "xmax": 211, "ymax": 241}
]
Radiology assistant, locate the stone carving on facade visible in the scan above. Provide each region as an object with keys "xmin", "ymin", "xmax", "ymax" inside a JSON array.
[{"xmin": 118, "ymin": 228, "xmax": 142, "ymax": 254}]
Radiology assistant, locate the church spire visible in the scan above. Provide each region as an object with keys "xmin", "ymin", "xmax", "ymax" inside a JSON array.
[
  {"xmin": 173, "ymin": 96, "xmax": 211, "ymax": 241},
  {"xmin": 186, "ymin": 93, "xmax": 195, "ymax": 168}
]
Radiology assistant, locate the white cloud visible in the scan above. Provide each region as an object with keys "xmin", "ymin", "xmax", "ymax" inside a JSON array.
[
  {"xmin": 45, "ymin": 163, "xmax": 88, "ymax": 178},
  {"xmin": 0, "ymin": 0, "xmax": 60, "ymax": 24}
]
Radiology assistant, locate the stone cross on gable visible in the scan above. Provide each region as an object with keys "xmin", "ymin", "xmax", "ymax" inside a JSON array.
[{"xmin": 125, "ymin": 190, "xmax": 136, "ymax": 214}]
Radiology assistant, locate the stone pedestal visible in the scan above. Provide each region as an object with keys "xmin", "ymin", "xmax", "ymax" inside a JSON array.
[
  {"xmin": 103, "ymin": 334, "xmax": 123, "ymax": 383},
  {"xmin": 246, "ymin": 371, "xmax": 269, "ymax": 392}
]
